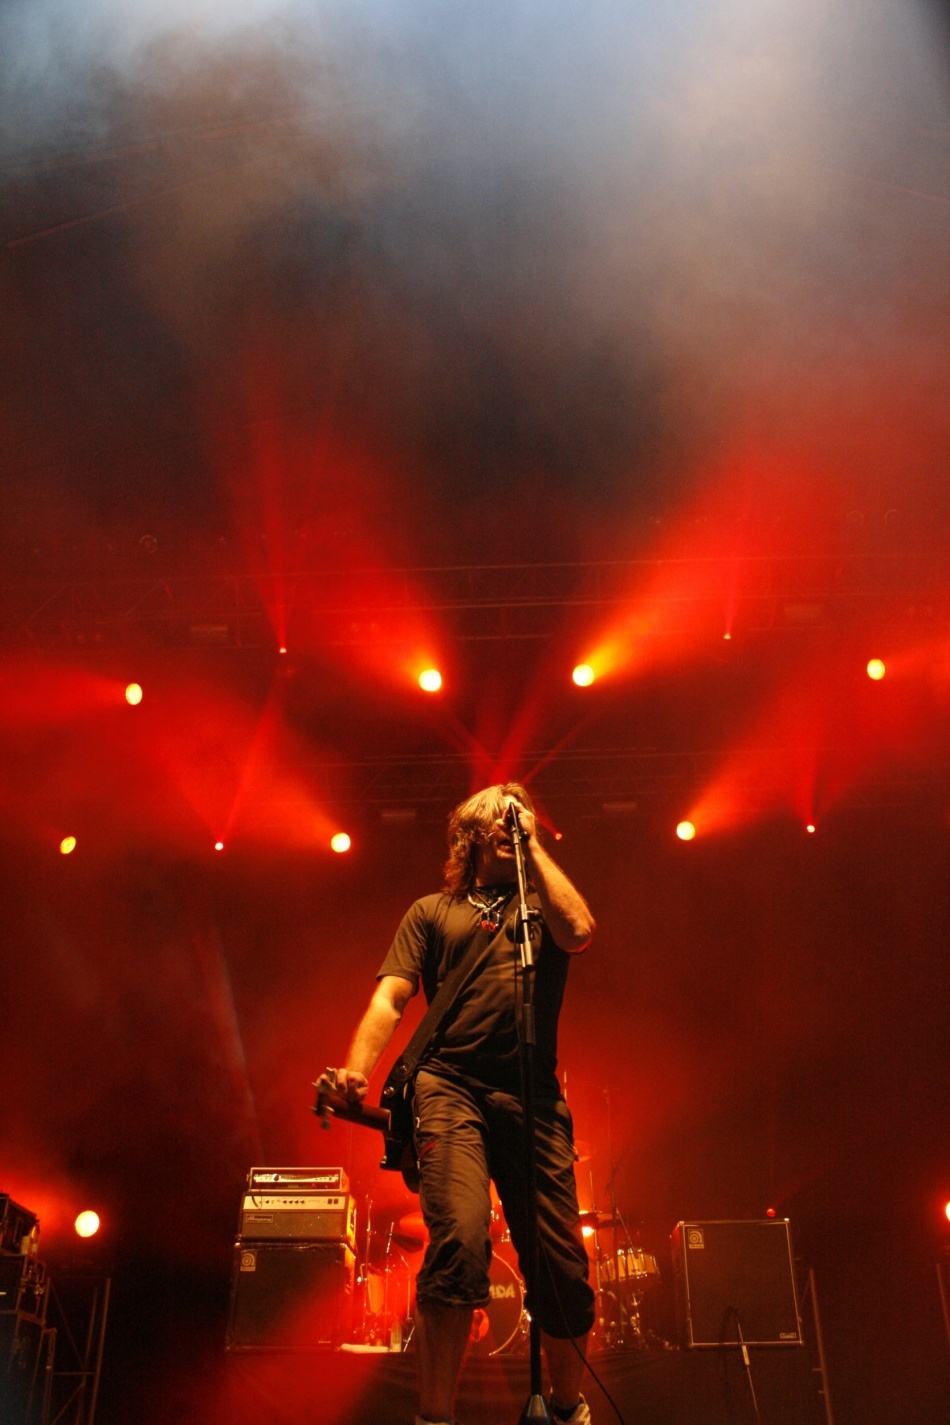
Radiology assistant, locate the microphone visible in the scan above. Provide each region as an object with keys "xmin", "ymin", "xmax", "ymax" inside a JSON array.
[{"xmin": 504, "ymin": 800, "xmax": 521, "ymax": 834}]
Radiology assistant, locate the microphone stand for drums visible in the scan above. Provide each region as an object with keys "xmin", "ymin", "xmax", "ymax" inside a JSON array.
[{"xmin": 506, "ymin": 801, "xmax": 554, "ymax": 1425}]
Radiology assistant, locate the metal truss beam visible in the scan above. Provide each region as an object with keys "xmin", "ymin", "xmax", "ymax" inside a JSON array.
[{"xmin": 1, "ymin": 553, "xmax": 943, "ymax": 652}]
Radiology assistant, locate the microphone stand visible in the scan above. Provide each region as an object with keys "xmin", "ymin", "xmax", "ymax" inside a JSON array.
[{"xmin": 506, "ymin": 802, "xmax": 553, "ymax": 1425}]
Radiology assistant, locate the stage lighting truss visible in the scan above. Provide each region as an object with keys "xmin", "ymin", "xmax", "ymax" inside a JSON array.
[{"xmin": 1, "ymin": 553, "xmax": 943, "ymax": 653}]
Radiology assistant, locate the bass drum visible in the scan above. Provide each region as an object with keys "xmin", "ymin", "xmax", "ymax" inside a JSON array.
[{"xmin": 469, "ymin": 1256, "xmax": 526, "ymax": 1356}]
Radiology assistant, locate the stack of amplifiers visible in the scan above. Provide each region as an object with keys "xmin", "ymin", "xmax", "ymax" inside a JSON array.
[
  {"xmin": 672, "ymin": 1219, "xmax": 803, "ymax": 1349},
  {"xmin": 227, "ymin": 1167, "xmax": 356, "ymax": 1352}
]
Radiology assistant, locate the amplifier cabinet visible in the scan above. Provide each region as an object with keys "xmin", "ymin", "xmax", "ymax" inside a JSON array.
[
  {"xmin": 226, "ymin": 1240, "xmax": 355, "ymax": 1351},
  {"xmin": 239, "ymin": 1193, "xmax": 356, "ymax": 1247},
  {"xmin": 672, "ymin": 1219, "xmax": 803, "ymax": 1348}
]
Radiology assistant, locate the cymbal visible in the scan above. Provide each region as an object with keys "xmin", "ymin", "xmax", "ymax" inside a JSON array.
[
  {"xmin": 578, "ymin": 1210, "xmax": 620, "ymax": 1231},
  {"xmin": 392, "ymin": 1229, "xmax": 424, "ymax": 1252},
  {"xmin": 396, "ymin": 1210, "xmax": 428, "ymax": 1250},
  {"xmin": 367, "ymin": 1232, "xmax": 411, "ymax": 1263}
]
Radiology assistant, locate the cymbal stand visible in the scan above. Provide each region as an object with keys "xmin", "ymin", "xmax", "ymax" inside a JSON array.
[{"xmin": 355, "ymin": 1196, "xmax": 374, "ymax": 1343}]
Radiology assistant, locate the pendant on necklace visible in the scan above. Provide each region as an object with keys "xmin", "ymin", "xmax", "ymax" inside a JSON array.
[{"xmin": 480, "ymin": 917, "xmax": 498, "ymax": 932}]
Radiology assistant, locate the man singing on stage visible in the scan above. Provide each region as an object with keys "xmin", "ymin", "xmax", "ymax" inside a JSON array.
[{"xmin": 329, "ymin": 782, "xmax": 596, "ymax": 1425}]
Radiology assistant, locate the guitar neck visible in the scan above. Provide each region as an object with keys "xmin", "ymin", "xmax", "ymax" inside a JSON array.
[{"xmin": 314, "ymin": 1083, "xmax": 391, "ymax": 1133}]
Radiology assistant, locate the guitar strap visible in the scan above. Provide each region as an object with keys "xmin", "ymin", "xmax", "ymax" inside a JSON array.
[{"xmin": 381, "ymin": 899, "xmax": 516, "ymax": 1105}]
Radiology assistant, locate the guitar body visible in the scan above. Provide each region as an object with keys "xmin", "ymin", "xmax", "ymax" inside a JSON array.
[
  {"xmin": 313, "ymin": 1075, "xmax": 419, "ymax": 1192},
  {"xmin": 380, "ymin": 1078, "xmax": 419, "ymax": 1190}
]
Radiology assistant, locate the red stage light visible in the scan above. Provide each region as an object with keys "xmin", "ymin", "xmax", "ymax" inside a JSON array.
[
  {"xmin": 866, "ymin": 658, "xmax": 886, "ymax": 681},
  {"xmin": 418, "ymin": 669, "xmax": 442, "ymax": 693},
  {"xmin": 766, "ymin": 1206, "xmax": 777, "ymax": 1219},
  {"xmin": 330, "ymin": 832, "xmax": 352, "ymax": 854},
  {"xmin": 75, "ymin": 1211, "xmax": 100, "ymax": 1239},
  {"xmin": 214, "ymin": 841, "xmax": 225, "ymax": 852},
  {"xmin": 124, "ymin": 683, "xmax": 143, "ymax": 706},
  {"xmin": 59, "ymin": 836, "xmax": 77, "ymax": 855},
  {"xmin": 676, "ymin": 821, "xmax": 696, "ymax": 841},
  {"xmin": 806, "ymin": 823, "xmax": 816, "ymax": 834},
  {"xmin": 945, "ymin": 1201, "xmax": 950, "ymax": 1225},
  {"xmin": 278, "ymin": 646, "xmax": 288, "ymax": 656},
  {"xmin": 572, "ymin": 664, "xmax": 595, "ymax": 687}
]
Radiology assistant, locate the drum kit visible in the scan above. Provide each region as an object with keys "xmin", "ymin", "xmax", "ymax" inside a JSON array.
[
  {"xmin": 578, "ymin": 1210, "xmax": 661, "ymax": 1351},
  {"xmin": 350, "ymin": 1192, "xmax": 660, "ymax": 1355}
]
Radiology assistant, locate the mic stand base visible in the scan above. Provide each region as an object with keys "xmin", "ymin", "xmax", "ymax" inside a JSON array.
[{"xmin": 518, "ymin": 1397, "xmax": 554, "ymax": 1424}]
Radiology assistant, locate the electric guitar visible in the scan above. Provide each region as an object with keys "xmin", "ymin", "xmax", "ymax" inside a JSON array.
[{"xmin": 312, "ymin": 1070, "xmax": 419, "ymax": 1192}]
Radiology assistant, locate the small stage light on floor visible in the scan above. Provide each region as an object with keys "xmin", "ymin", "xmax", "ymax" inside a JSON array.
[
  {"xmin": 676, "ymin": 821, "xmax": 696, "ymax": 841},
  {"xmin": 124, "ymin": 683, "xmax": 143, "ymax": 705},
  {"xmin": 75, "ymin": 1210, "xmax": 100, "ymax": 1239},
  {"xmin": 418, "ymin": 668, "xmax": 442, "ymax": 692},
  {"xmin": 60, "ymin": 835, "xmax": 77, "ymax": 855},
  {"xmin": 331, "ymin": 832, "xmax": 352, "ymax": 854},
  {"xmin": 572, "ymin": 664, "xmax": 595, "ymax": 687},
  {"xmin": 867, "ymin": 658, "xmax": 886, "ymax": 681}
]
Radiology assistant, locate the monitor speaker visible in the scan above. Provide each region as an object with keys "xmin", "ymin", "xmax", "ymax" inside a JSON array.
[
  {"xmin": 226, "ymin": 1240, "xmax": 355, "ymax": 1351},
  {"xmin": 672, "ymin": 1219, "xmax": 803, "ymax": 1348}
]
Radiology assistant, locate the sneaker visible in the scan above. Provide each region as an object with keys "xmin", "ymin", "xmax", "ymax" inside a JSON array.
[{"xmin": 550, "ymin": 1395, "xmax": 591, "ymax": 1425}]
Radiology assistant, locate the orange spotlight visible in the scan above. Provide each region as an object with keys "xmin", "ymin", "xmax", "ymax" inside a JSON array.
[
  {"xmin": 214, "ymin": 841, "xmax": 225, "ymax": 852},
  {"xmin": 419, "ymin": 668, "xmax": 442, "ymax": 693},
  {"xmin": 59, "ymin": 836, "xmax": 77, "ymax": 855},
  {"xmin": 723, "ymin": 632, "xmax": 732, "ymax": 641},
  {"xmin": 676, "ymin": 821, "xmax": 696, "ymax": 841},
  {"xmin": 75, "ymin": 1210, "xmax": 100, "ymax": 1239},
  {"xmin": 581, "ymin": 1224, "xmax": 595, "ymax": 1240},
  {"xmin": 124, "ymin": 683, "xmax": 143, "ymax": 706},
  {"xmin": 330, "ymin": 832, "xmax": 352, "ymax": 854},
  {"xmin": 572, "ymin": 664, "xmax": 595, "ymax": 688},
  {"xmin": 866, "ymin": 658, "xmax": 886, "ymax": 681}
]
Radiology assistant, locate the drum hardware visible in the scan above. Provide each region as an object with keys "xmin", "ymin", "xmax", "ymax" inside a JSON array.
[
  {"xmin": 582, "ymin": 1193, "xmax": 660, "ymax": 1351},
  {"xmin": 354, "ymin": 1201, "xmax": 413, "ymax": 1350}
]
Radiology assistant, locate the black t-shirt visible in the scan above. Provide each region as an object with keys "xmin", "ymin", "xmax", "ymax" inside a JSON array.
[{"xmin": 377, "ymin": 889, "xmax": 571, "ymax": 1098}]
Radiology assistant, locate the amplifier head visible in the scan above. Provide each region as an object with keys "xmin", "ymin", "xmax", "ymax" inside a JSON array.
[{"xmin": 247, "ymin": 1166, "xmax": 349, "ymax": 1194}]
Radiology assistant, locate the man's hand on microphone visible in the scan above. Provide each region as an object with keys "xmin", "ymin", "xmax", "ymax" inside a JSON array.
[{"xmin": 500, "ymin": 797, "xmax": 537, "ymax": 848}]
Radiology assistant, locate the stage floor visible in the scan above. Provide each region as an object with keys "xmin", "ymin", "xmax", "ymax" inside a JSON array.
[{"xmin": 181, "ymin": 1344, "xmax": 825, "ymax": 1425}]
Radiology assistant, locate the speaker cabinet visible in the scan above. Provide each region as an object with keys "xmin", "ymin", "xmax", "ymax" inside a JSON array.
[
  {"xmin": 226, "ymin": 1241, "xmax": 355, "ymax": 1351},
  {"xmin": 672, "ymin": 1219, "xmax": 803, "ymax": 1348}
]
